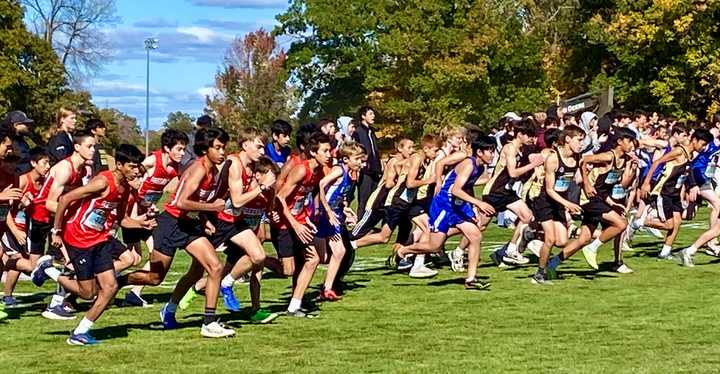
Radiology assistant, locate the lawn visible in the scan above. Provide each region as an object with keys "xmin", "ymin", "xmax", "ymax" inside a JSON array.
[{"xmin": 3, "ymin": 208, "xmax": 720, "ymax": 373}]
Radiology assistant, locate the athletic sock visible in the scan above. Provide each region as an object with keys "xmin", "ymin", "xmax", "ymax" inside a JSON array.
[
  {"xmin": 73, "ymin": 317, "xmax": 94, "ymax": 335},
  {"xmin": 221, "ymin": 274, "xmax": 235, "ymax": 288},
  {"xmin": 685, "ymin": 244, "xmax": 698, "ymax": 256},
  {"xmin": 116, "ymin": 274, "xmax": 129, "ymax": 288},
  {"xmin": 49, "ymin": 294, "xmax": 65, "ymax": 308},
  {"xmin": 44, "ymin": 267, "xmax": 61, "ymax": 281},
  {"xmin": 412, "ymin": 255, "xmax": 425, "ymax": 270},
  {"xmin": 506, "ymin": 242, "xmax": 518, "ymax": 255},
  {"xmin": 587, "ymin": 238, "xmax": 603, "ymax": 253},
  {"xmin": 165, "ymin": 302, "xmax": 177, "ymax": 314},
  {"xmin": 288, "ymin": 298, "xmax": 302, "ymax": 313},
  {"xmin": 660, "ymin": 245, "xmax": 672, "ymax": 257},
  {"xmin": 203, "ymin": 308, "xmax": 216, "ymax": 325}
]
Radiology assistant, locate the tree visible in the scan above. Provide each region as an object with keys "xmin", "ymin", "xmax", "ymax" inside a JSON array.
[
  {"xmin": 96, "ymin": 107, "xmax": 142, "ymax": 150},
  {"xmin": 22, "ymin": 0, "xmax": 119, "ymax": 84},
  {"xmin": 163, "ymin": 111, "xmax": 194, "ymax": 134},
  {"xmin": 206, "ymin": 29, "xmax": 294, "ymax": 136},
  {"xmin": 277, "ymin": 0, "xmax": 551, "ymax": 134}
]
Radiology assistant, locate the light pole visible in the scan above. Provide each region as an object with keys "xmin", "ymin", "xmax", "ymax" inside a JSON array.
[{"xmin": 144, "ymin": 37, "xmax": 159, "ymax": 155}]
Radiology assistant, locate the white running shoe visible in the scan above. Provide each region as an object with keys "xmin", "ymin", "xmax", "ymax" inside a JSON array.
[
  {"xmin": 409, "ymin": 265, "xmax": 438, "ymax": 278},
  {"xmin": 447, "ymin": 249, "xmax": 465, "ymax": 272},
  {"xmin": 705, "ymin": 243, "xmax": 720, "ymax": 257},
  {"xmin": 526, "ymin": 240, "xmax": 543, "ymax": 258},
  {"xmin": 644, "ymin": 227, "xmax": 664, "ymax": 239},
  {"xmin": 621, "ymin": 241, "xmax": 634, "ymax": 252},
  {"xmin": 502, "ymin": 251, "xmax": 530, "ymax": 265},
  {"xmin": 201, "ymin": 321, "xmax": 236, "ymax": 338},
  {"xmin": 581, "ymin": 246, "xmax": 599, "ymax": 270},
  {"xmin": 613, "ymin": 264, "xmax": 634, "ymax": 274},
  {"xmin": 678, "ymin": 249, "xmax": 695, "ymax": 268}
]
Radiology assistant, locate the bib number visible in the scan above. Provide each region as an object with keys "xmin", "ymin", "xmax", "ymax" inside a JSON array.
[
  {"xmin": 15, "ymin": 210, "xmax": 26, "ymax": 226},
  {"xmin": 675, "ymin": 175, "xmax": 687, "ymax": 189},
  {"xmin": 611, "ymin": 185, "xmax": 626, "ymax": 200},
  {"xmin": 224, "ymin": 199, "xmax": 242, "ymax": 216},
  {"xmin": 554, "ymin": 174, "xmax": 572, "ymax": 193},
  {"xmin": 83, "ymin": 209, "xmax": 108, "ymax": 231},
  {"xmin": 143, "ymin": 192, "xmax": 163, "ymax": 205},
  {"xmin": 605, "ymin": 170, "xmax": 621, "ymax": 185}
]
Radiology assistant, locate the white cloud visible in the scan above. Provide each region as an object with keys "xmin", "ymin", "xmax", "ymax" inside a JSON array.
[
  {"xmin": 176, "ymin": 26, "xmax": 220, "ymax": 43},
  {"xmin": 196, "ymin": 86, "xmax": 217, "ymax": 98}
]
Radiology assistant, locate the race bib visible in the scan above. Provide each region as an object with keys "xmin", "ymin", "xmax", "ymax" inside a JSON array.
[
  {"xmin": 291, "ymin": 192, "xmax": 311, "ymax": 216},
  {"xmin": 83, "ymin": 209, "xmax": 108, "ymax": 231},
  {"xmin": 611, "ymin": 185, "xmax": 626, "ymax": 200},
  {"xmin": 605, "ymin": 170, "xmax": 621, "ymax": 184},
  {"xmin": 400, "ymin": 188, "xmax": 415, "ymax": 203},
  {"xmin": 554, "ymin": 174, "xmax": 573, "ymax": 192},
  {"xmin": 224, "ymin": 199, "xmax": 242, "ymax": 216},
  {"xmin": 705, "ymin": 161, "xmax": 717, "ymax": 179}
]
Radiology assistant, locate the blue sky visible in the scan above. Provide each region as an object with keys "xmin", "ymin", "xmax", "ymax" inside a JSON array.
[{"xmin": 88, "ymin": 0, "xmax": 290, "ymax": 130}]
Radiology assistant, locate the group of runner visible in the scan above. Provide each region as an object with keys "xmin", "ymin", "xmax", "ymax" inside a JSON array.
[{"xmin": 1, "ymin": 106, "xmax": 719, "ymax": 345}]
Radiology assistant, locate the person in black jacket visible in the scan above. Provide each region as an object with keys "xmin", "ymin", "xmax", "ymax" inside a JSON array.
[
  {"xmin": 352, "ymin": 106, "xmax": 382, "ymax": 218},
  {"xmin": 1, "ymin": 111, "xmax": 34, "ymax": 174},
  {"xmin": 47, "ymin": 107, "xmax": 77, "ymax": 164}
]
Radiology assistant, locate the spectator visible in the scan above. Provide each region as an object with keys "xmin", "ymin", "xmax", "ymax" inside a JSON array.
[
  {"xmin": 85, "ymin": 118, "xmax": 110, "ymax": 175},
  {"xmin": 180, "ymin": 114, "xmax": 213, "ymax": 171},
  {"xmin": 265, "ymin": 119, "xmax": 292, "ymax": 167},
  {"xmin": 1, "ymin": 111, "xmax": 34, "ymax": 174},
  {"xmin": 47, "ymin": 107, "xmax": 77, "ymax": 164},
  {"xmin": 352, "ymin": 106, "xmax": 381, "ymax": 218}
]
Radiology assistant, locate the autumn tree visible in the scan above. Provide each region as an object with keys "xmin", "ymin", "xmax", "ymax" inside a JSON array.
[
  {"xmin": 163, "ymin": 111, "xmax": 194, "ymax": 134},
  {"xmin": 206, "ymin": 29, "xmax": 294, "ymax": 136}
]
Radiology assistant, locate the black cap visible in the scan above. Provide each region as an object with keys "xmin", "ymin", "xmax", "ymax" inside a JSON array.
[
  {"xmin": 196, "ymin": 115, "xmax": 213, "ymax": 128},
  {"xmin": 2, "ymin": 111, "xmax": 34, "ymax": 125}
]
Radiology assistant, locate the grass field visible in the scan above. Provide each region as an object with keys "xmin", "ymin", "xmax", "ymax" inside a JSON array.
[{"xmin": 3, "ymin": 208, "xmax": 720, "ymax": 373}]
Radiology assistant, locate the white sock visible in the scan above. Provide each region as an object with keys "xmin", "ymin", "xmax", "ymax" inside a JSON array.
[
  {"xmin": 685, "ymin": 245, "xmax": 698, "ymax": 256},
  {"xmin": 660, "ymin": 245, "xmax": 672, "ymax": 257},
  {"xmin": 412, "ymin": 255, "xmax": 425, "ymax": 269},
  {"xmin": 49, "ymin": 294, "xmax": 65, "ymax": 308},
  {"xmin": 44, "ymin": 267, "xmax": 61, "ymax": 281},
  {"xmin": 350, "ymin": 240, "xmax": 358, "ymax": 249},
  {"xmin": 165, "ymin": 302, "xmax": 177, "ymax": 314},
  {"xmin": 587, "ymin": 238, "xmax": 603, "ymax": 253},
  {"xmin": 288, "ymin": 298, "xmax": 302, "ymax": 313},
  {"xmin": 506, "ymin": 242, "xmax": 518, "ymax": 255},
  {"xmin": 221, "ymin": 274, "xmax": 235, "ymax": 288},
  {"xmin": 73, "ymin": 317, "xmax": 94, "ymax": 335}
]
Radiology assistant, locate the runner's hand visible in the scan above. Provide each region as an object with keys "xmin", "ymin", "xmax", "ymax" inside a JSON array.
[
  {"xmin": 584, "ymin": 184, "xmax": 597, "ymax": 198},
  {"xmin": 566, "ymin": 203, "xmax": 583, "ymax": 215},
  {"xmin": 205, "ymin": 221, "xmax": 216, "ymax": 235},
  {"xmin": 51, "ymin": 233, "xmax": 63, "ymax": 248},
  {"xmin": 211, "ymin": 199, "xmax": 226, "ymax": 211},
  {"xmin": 477, "ymin": 202, "xmax": 495, "ymax": 216},
  {"xmin": 293, "ymin": 222, "xmax": 315, "ymax": 244},
  {"xmin": 688, "ymin": 186, "xmax": 699, "ymax": 203},
  {"xmin": 328, "ymin": 210, "xmax": 341, "ymax": 227},
  {"xmin": 0, "ymin": 185, "xmax": 22, "ymax": 201}
]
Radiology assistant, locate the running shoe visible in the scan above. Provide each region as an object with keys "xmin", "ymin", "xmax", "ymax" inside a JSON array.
[
  {"xmin": 236, "ymin": 273, "xmax": 251, "ymax": 284},
  {"xmin": 581, "ymin": 246, "xmax": 599, "ymax": 270},
  {"xmin": 447, "ymin": 249, "xmax": 465, "ymax": 272},
  {"xmin": 678, "ymin": 249, "xmax": 695, "ymax": 268},
  {"xmin": 657, "ymin": 252, "xmax": 674, "ymax": 261},
  {"xmin": 178, "ymin": 287, "xmax": 199, "ymax": 310},
  {"xmin": 502, "ymin": 251, "xmax": 530, "ymax": 265},
  {"xmin": 621, "ymin": 241, "xmax": 634, "ymax": 252},
  {"xmin": 464, "ymin": 278, "xmax": 490, "ymax": 290},
  {"xmin": 31, "ymin": 255, "xmax": 54, "ymax": 287},
  {"xmin": 705, "ymin": 243, "xmax": 720, "ymax": 257},
  {"xmin": 644, "ymin": 227, "xmax": 664, "ymax": 239},
  {"xmin": 66, "ymin": 332, "xmax": 98, "ymax": 346},
  {"xmin": 612, "ymin": 263, "xmax": 634, "ymax": 274},
  {"xmin": 160, "ymin": 303, "xmax": 179, "ymax": 329},
  {"xmin": 4, "ymin": 296, "xmax": 18, "ymax": 309},
  {"xmin": 123, "ymin": 291, "xmax": 150, "ymax": 308},
  {"xmin": 397, "ymin": 257, "xmax": 413, "ymax": 271},
  {"xmin": 490, "ymin": 250, "xmax": 503, "ymax": 266},
  {"xmin": 249, "ymin": 309, "xmax": 279, "ymax": 324},
  {"xmin": 526, "ymin": 240, "xmax": 542, "ymax": 258},
  {"xmin": 530, "ymin": 270, "xmax": 552, "ymax": 285},
  {"xmin": 41, "ymin": 305, "xmax": 76, "ymax": 320},
  {"xmin": 319, "ymin": 289, "xmax": 342, "ymax": 301},
  {"xmin": 408, "ymin": 265, "xmax": 438, "ymax": 278},
  {"xmin": 220, "ymin": 286, "xmax": 241, "ymax": 312},
  {"xmin": 286, "ymin": 309, "xmax": 319, "ymax": 318},
  {"xmin": 201, "ymin": 321, "xmax": 236, "ymax": 338}
]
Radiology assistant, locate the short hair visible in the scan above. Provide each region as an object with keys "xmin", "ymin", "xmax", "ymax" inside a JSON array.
[
  {"xmin": 270, "ymin": 119, "xmax": 292, "ymax": 136},
  {"xmin": 441, "ymin": 125, "xmax": 467, "ymax": 140},
  {"xmin": 514, "ymin": 119, "xmax": 538, "ymax": 137},
  {"xmin": 115, "ymin": 144, "xmax": 145, "ymax": 164},
  {"xmin": 305, "ymin": 132, "xmax": 331, "ymax": 155},
  {"xmin": 612, "ymin": 128, "xmax": 637, "ymax": 145},
  {"xmin": 421, "ymin": 134, "xmax": 442, "ymax": 148},
  {"xmin": 635, "ymin": 110, "xmax": 648, "ymax": 119},
  {"xmin": 472, "ymin": 135, "xmax": 496, "ymax": 153},
  {"xmin": 558, "ymin": 125, "xmax": 584, "ymax": 145},
  {"xmin": 161, "ymin": 129, "xmax": 189, "ymax": 150},
  {"xmin": 253, "ymin": 156, "xmax": 280, "ymax": 176},
  {"xmin": 543, "ymin": 128, "xmax": 561, "ymax": 148},
  {"xmin": 72, "ymin": 129, "xmax": 94, "ymax": 145},
  {"xmin": 338, "ymin": 142, "xmax": 366, "ymax": 159},
  {"xmin": 0, "ymin": 122, "xmax": 12, "ymax": 142},
  {"xmin": 394, "ymin": 136, "xmax": 413, "ymax": 149},
  {"xmin": 671, "ymin": 124, "xmax": 688, "ymax": 136},
  {"xmin": 357, "ymin": 106, "xmax": 374, "ymax": 120},
  {"xmin": 296, "ymin": 123, "xmax": 319, "ymax": 151},
  {"xmin": 196, "ymin": 115, "xmax": 213, "ymax": 128},
  {"xmin": 317, "ymin": 118, "xmax": 335, "ymax": 129},
  {"xmin": 691, "ymin": 128, "xmax": 713, "ymax": 144},
  {"xmin": 237, "ymin": 127, "xmax": 266, "ymax": 146},
  {"xmin": 85, "ymin": 118, "xmax": 106, "ymax": 132},
  {"xmin": 194, "ymin": 128, "xmax": 229, "ymax": 155},
  {"xmin": 29, "ymin": 146, "xmax": 48, "ymax": 162}
]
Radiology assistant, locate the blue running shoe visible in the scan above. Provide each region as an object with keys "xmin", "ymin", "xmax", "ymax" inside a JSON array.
[
  {"xmin": 220, "ymin": 286, "xmax": 240, "ymax": 312},
  {"xmin": 160, "ymin": 303, "xmax": 179, "ymax": 329},
  {"xmin": 31, "ymin": 255, "xmax": 54, "ymax": 287},
  {"xmin": 42, "ymin": 304, "xmax": 76, "ymax": 320},
  {"xmin": 397, "ymin": 257, "xmax": 413, "ymax": 271},
  {"xmin": 67, "ymin": 332, "xmax": 98, "ymax": 346}
]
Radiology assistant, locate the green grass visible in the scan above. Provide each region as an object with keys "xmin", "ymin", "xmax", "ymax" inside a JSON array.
[{"xmin": 4, "ymin": 208, "xmax": 720, "ymax": 373}]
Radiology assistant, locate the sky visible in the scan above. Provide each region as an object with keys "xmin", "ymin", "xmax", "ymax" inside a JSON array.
[{"xmin": 85, "ymin": 0, "xmax": 291, "ymax": 131}]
